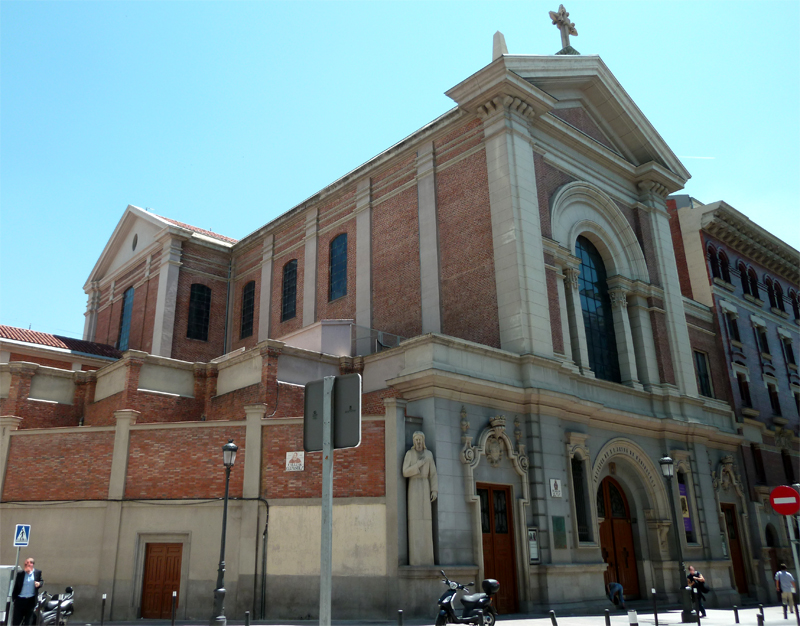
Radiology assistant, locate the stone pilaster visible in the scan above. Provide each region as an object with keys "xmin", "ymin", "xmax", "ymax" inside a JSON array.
[
  {"xmin": 108, "ymin": 409, "xmax": 138, "ymax": 499},
  {"xmin": 417, "ymin": 141, "xmax": 442, "ymax": 334},
  {"xmin": 0, "ymin": 416, "xmax": 22, "ymax": 497},
  {"xmin": 628, "ymin": 293, "xmax": 661, "ymax": 388},
  {"xmin": 257, "ymin": 234, "xmax": 274, "ymax": 342},
  {"xmin": 302, "ymin": 208, "xmax": 318, "ymax": 327},
  {"xmin": 151, "ymin": 233, "xmax": 186, "ymax": 357},
  {"xmin": 383, "ymin": 397, "xmax": 407, "ymax": 593},
  {"xmin": 83, "ymin": 281, "xmax": 101, "ymax": 341},
  {"xmin": 608, "ymin": 286, "xmax": 642, "ymax": 390},
  {"xmin": 355, "ymin": 178, "xmax": 373, "ymax": 354},
  {"xmin": 563, "ymin": 267, "xmax": 592, "ymax": 375}
]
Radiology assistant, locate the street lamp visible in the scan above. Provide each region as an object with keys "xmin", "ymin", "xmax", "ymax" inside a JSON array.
[
  {"xmin": 210, "ymin": 439, "xmax": 238, "ymax": 626},
  {"xmin": 659, "ymin": 456, "xmax": 692, "ymax": 623}
]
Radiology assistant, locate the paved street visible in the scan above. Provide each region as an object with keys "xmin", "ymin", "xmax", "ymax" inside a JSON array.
[{"xmin": 90, "ymin": 604, "xmax": 799, "ymax": 626}]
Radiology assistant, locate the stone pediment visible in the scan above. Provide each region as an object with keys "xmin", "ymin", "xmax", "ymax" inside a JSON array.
[{"xmin": 446, "ymin": 55, "xmax": 690, "ymax": 185}]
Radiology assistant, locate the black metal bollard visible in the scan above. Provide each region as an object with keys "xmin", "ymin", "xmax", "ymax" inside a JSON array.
[
  {"xmin": 760, "ymin": 604, "xmax": 765, "ymax": 620},
  {"xmin": 55, "ymin": 592, "xmax": 62, "ymax": 626},
  {"xmin": 398, "ymin": 609, "xmax": 403, "ymax": 626},
  {"xmin": 758, "ymin": 613, "xmax": 764, "ymax": 626},
  {"xmin": 651, "ymin": 587, "xmax": 659, "ymax": 626},
  {"xmin": 170, "ymin": 590, "xmax": 176, "ymax": 626},
  {"xmin": 733, "ymin": 605, "xmax": 739, "ymax": 623},
  {"xmin": 549, "ymin": 609, "xmax": 558, "ymax": 626},
  {"xmin": 604, "ymin": 608, "xmax": 611, "ymax": 626},
  {"xmin": 245, "ymin": 610, "xmax": 250, "ymax": 626},
  {"xmin": 100, "ymin": 593, "xmax": 106, "ymax": 626},
  {"xmin": 692, "ymin": 588, "xmax": 701, "ymax": 626}
]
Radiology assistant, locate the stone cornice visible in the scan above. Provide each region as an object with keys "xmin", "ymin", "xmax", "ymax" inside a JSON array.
[{"xmin": 701, "ymin": 202, "xmax": 799, "ymax": 283}]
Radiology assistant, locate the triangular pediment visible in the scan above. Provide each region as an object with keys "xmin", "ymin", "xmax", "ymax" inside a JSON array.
[
  {"xmin": 83, "ymin": 205, "xmax": 182, "ymax": 289},
  {"xmin": 446, "ymin": 55, "xmax": 690, "ymax": 184}
]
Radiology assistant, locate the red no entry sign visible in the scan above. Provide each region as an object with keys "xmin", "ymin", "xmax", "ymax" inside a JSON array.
[{"xmin": 770, "ymin": 485, "xmax": 800, "ymax": 516}]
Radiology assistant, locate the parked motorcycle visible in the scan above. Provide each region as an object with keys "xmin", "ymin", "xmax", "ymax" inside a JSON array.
[
  {"xmin": 435, "ymin": 570, "xmax": 498, "ymax": 626},
  {"xmin": 36, "ymin": 587, "xmax": 74, "ymax": 626}
]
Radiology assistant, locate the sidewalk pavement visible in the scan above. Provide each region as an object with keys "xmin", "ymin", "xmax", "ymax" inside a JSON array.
[{"xmin": 86, "ymin": 603, "xmax": 799, "ymax": 626}]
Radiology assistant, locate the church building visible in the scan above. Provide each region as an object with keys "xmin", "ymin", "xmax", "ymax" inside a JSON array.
[{"xmin": 2, "ymin": 10, "xmax": 790, "ymax": 621}]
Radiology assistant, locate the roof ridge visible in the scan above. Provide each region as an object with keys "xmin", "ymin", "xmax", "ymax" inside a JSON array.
[{"xmin": 152, "ymin": 212, "xmax": 238, "ymax": 244}]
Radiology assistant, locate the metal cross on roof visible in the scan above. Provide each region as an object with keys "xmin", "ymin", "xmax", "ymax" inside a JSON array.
[{"xmin": 549, "ymin": 4, "xmax": 578, "ymax": 51}]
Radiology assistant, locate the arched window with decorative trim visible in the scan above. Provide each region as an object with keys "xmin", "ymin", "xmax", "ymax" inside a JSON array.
[
  {"xmin": 576, "ymin": 236, "xmax": 620, "ymax": 383},
  {"xmin": 329, "ymin": 233, "xmax": 348, "ymax": 301},
  {"xmin": 766, "ymin": 277, "xmax": 778, "ymax": 309},
  {"xmin": 738, "ymin": 262, "xmax": 750, "ymax": 296},
  {"xmin": 748, "ymin": 268, "xmax": 760, "ymax": 300},
  {"xmin": 719, "ymin": 251, "xmax": 731, "ymax": 283},
  {"xmin": 707, "ymin": 244, "xmax": 720, "ymax": 279},
  {"xmin": 281, "ymin": 260, "xmax": 298, "ymax": 322},
  {"xmin": 790, "ymin": 290, "xmax": 800, "ymax": 320},
  {"xmin": 773, "ymin": 281, "xmax": 785, "ymax": 313}
]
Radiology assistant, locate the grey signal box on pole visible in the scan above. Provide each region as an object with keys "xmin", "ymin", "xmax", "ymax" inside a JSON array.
[{"xmin": 303, "ymin": 373, "xmax": 361, "ymax": 452}]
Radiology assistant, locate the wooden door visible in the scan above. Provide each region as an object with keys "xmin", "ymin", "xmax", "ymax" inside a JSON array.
[
  {"xmin": 597, "ymin": 477, "xmax": 640, "ymax": 599},
  {"xmin": 721, "ymin": 503, "xmax": 749, "ymax": 594},
  {"xmin": 478, "ymin": 484, "xmax": 518, "ymax": 614},
  {"xmin": 141, "ymin": 543, "xmax": 182, "ymax": 619}
]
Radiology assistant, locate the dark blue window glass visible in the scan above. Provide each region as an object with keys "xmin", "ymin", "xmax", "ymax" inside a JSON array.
[
  {"xmin": 576, "ymin": 236, "xmax": 620, "ymax": 383},
  {"xmin": 281, "ymin": 260, "xmax": 297, "ymax": 322},
  {"xmin": 329, "ymin": 233, "xmax": 347, "ymax": 301},
  {"xmin": 187, "ymin": 284, "xmax": 211, "ymax": 341},
  {"xmin": 117, "ymin": 287, "xmax": 135, "ymax": 351}
]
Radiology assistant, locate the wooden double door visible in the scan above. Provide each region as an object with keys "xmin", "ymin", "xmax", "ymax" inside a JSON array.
[
  {"xmin": 721, "ymin": 503, "xmax": 749, "ymax": 594},
  {"xmin": 597, "ymin": 477, "xmax": 640, "ymax": 599},
  {"xmin": 141, "ymin": 543, "xmax": 182, "ymax": 619},
  {"xmin": 478, "ymin": 484, "xmax": 518, "ymax": 614}
]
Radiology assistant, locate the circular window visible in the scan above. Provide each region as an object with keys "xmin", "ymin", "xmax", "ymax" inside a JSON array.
[{"xmin": 132, "ymin": 234, "xmax": 138, "ymax": 251}]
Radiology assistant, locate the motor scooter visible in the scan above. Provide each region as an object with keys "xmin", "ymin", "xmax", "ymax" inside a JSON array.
[
  {"xmin": 435, "ymin": 570, "xmax": 498, "ymax": 626},
  {"xmin": 36, "ymin": 587, "xmax": 74, "ymax": 626}
]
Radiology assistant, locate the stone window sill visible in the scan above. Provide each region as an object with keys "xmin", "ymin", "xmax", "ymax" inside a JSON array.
[
  {"xmin": 762, "ymin": 353, "xmax": 772, "ymax": 361},
  {"xmin": 789, "ymin": 363, "xmax": 798, "ymax": 372},
  {"xmin": 771, "ymin": 307, "xmax": 790, "ymax": 319},
  {"xmin": 744, "ymin": 294, "xmax": 764, "ymax": 307},
  {"xmin": 714, "ymin": 278, "xmax": 736, "ymax": 292},
  {"xmin": 741, "ymin": 407, "xmax": 760, "ymax": 418},
  {"xmin": 730, "ymin": 340, "xmax": 744, "ymax": 349}
]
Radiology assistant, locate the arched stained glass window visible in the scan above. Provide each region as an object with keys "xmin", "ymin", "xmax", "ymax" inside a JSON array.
[
  {"xmin": 576, "ymin": 236, "xmax": 620, "ymax": 383},
  {"xmin": 281, "ymin": 260, "xmax": 298, "ymax": 322},
  {"xmin": 329, "ymin": 233, "xmax": 347, "ymax": 301},
  {"xmin": 117, "ymin": 287, "xmax": 135, "ymax": 351}
]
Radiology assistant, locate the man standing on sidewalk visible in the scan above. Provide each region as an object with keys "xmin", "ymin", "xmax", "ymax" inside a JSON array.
[
  {"xmin": 11, "ymin": 558, "xmax": 43, "ymax": 625},
  {"xmin": 775, "ymin": 563, "xmax": 796, "ymax": 614}
]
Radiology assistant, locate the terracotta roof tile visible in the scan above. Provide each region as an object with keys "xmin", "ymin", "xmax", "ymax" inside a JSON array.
[
  {"xmin": 156, "ymin": 215, "xmax": 238, "ymax": 244},
  {"xmin": 0, "ymin": 325, "xmax": 122, "ymax": 359}
]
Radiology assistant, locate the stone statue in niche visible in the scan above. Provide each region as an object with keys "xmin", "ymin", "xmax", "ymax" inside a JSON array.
[{"xmin": 403, "ymin": 431, "xmax": 438, "ymax": 565}]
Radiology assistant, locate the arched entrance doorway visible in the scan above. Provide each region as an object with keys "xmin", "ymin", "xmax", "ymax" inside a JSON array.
[{"xmin": 597, "ymin": 477, "xmax": 640, "ymax": 599}]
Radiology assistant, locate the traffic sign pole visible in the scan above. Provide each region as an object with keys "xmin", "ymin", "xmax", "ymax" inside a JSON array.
[
  {"xmin": 319, "ymin": 376, "xmax": 334, "ymax": 626},
  {"xmin": 7, "ymin": 547, "xmax": 20, "ymax": 626}
]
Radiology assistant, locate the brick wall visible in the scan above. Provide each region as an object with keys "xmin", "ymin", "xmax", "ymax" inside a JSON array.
[
  {"xmin": 230, "ymin": 243, "xmax": 263, "ymax": 353},
  {"xmin": 549, "ymin": 108, "xmax": 616, "ymax": 151},
  {"xmin": 371, "ymin": 186, "xmax": 422, "ymax": 339},
  {"xmin": 436, "ymin": 147, "xmax": 500, "ymax": 348},
  {"xmin": 2, "ymin": 431, "xmax": 114, "ymax": 501},
  {"xmin": 262, "ymin": 420, "xmax": 385, "ymax": 499},
  {"xmin": 686, "ymin": 321, "xmax": 731, "ymax": 403},
  {"xmin": 171, "ymin": 242, "xmax": 230, "ymax": 362},
  {"xmin": 125, "ymin": 426, "xmax": 247, "ymax": 499},
  {"xmin": 534, "ymin": 154, "xmax": 575, "ymax": 239},
  {"xmin": 9, "ymin": 353, "xmax": 73, "ymax": 370},
  {"xmin": 546, "ymin": 266, "xmax": 564, "ymax": 354},
  {"xmin": 649, "ymin": 304, "xmax": 676, "ymax": 385},
  {"xmin": 667, "ymin": 198, "xmax": 693, "ymax": 299}
]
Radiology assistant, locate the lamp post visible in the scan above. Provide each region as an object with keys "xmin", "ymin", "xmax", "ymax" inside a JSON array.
[
  {"xmin": 659, "ymin": 456, "xmax": 692, "ymax": 623},
  {"xmin": 210, "ymin": 439, "xmax": 238, "ymax": 626}
]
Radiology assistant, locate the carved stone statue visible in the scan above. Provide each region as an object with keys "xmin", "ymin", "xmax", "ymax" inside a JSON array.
[{"xmin": 403, "ymin": 431, "xmax": 438, "ymax": 565}]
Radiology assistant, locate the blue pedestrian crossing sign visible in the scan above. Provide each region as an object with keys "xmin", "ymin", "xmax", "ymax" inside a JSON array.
[{"xmin": 13, "ymin": 524, "xmax": 31, "ymax": 547}]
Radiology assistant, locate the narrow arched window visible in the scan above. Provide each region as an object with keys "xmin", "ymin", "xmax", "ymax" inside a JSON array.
[
  {"xmin": 117, "ymin": 287, "xmax": 135, "ymax": 351},
  {"xmin": 329, "ymin": 233, "xmax": 348, "ymax": 301},
  {"xmin": 281, "ymin": 260, "xmax": 298, "ymax": 322},
  {"xmin": 766, "ymin": 278, "xmax": 778, "ymax": 309},
  {"xmin": 748, "ymin": 268, "xmax": 760, "ymax": 300},
  {"xmin": 707, "ymin": 244, "xmax": 720, "ymax": 279},
  {"xmin": 738, "ymin": 262, "xmax": 750, "ymax": 296},
  {"xmin": 576, "ymin": 236, "xmax": 620, "ymax": 383},
  {"xmin": 240, "ymin": 280, "xmax": 256, "ymax": 339},
  {"xmin": 790, "ymin": 290, "xmax": 800, "ymax": 320},
  {"xmin": 719, "ymin": 251, "xmax": 731, "ymax": 283},
  {"xmin": 187, "ymin": 283, "xmax": 211, "ymax": 341},
  {"xmin": 773, "ymin": 281, "xmax": 785, "ymax": 313}
]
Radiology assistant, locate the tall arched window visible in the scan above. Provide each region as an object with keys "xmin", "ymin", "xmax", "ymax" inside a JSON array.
[
  {"xmin": 117, "ymin": 287, "xmax": 135, "ymax": 351},
  {"xmin": 187, "ymin": 284, "xmax": 211, "ymax": 341},
  {"xmin": 576, "ymin": 236, "xmax": 620, "ymax": 383},
  {"xmin": 773, "ymin": 281, "xmax": 785, "ymax": 313},
  {"xmin": 281, "ymin": 260, "xmax": 298, "ymax": 322},
  {"xmin": 240, "ymin": 280, "xmax": 256, "ymax": 339},
  {"xmin": 790, "ymin": 290, "xmax": 800, "ymax": 320},
  {"xmin": 738, "ymin": 262, "xmax": 750, "ymax": 296},
  {"xmin": 718, "ymin": 251, "xmax": 731, "ymax": 283},
  {"xmin": 748, "ymin": 268, "xmax": 760, "ymax": 300},
  {"xmin": 329, "ymin": 233, "xmax": 348, "ymax": 301},
  {"xmin": 707, "ymin": 244, "xmax": 720, "ymax": 279},
  {"xmin": 766, "ymin": 278, "xmax": 778, "ymax": 309}
]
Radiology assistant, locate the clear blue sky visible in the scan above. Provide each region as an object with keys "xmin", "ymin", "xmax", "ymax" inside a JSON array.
[{"xmin": 2, "ymin": 1, "xmax": 798, "ymax": 339}]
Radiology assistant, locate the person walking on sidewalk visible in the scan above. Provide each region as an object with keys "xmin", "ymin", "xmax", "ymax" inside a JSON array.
[
  {"xmin": 687, "ymin": 565, "xmax": 707, "ymax": 618},
  {"xmin": 775, "ymin": 564, "xmax": 796, "ymax": 614},
  {"xmin": 11, "ymin": 557, "xmax": 44, "ymax": 625}
]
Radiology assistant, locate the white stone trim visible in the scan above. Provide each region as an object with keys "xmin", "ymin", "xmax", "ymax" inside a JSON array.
[
  {"xmin": 302, "ymin": 208, "xmax": 318, "ymax": 327},
  {"xmin": 416, "ymin": 142, "xmax": 442, "ymax": 334}
]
